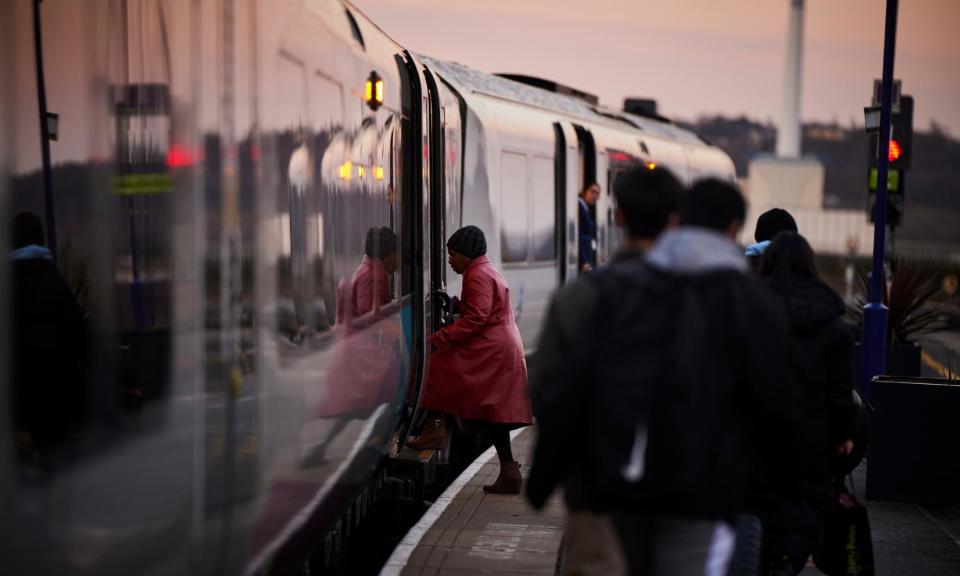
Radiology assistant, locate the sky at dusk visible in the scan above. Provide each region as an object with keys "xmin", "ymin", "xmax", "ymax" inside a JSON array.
[{"xmin": 351, "ymin": 0, "xmax": 960, "ymax": 136}]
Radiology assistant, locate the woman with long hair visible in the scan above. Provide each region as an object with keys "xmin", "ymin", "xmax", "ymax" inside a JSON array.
[{"xmin": 757, "ymin": 232, "xmax": 860, "ymax": 575}]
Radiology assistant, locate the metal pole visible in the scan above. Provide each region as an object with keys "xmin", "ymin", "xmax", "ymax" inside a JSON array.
[
  {"xmin": 860, "ymin": 0, "xmax": 899, "ymax": 400},
  {"xmin": 32, "ymin": 0, "xmax": 56, "ymax": 262}
]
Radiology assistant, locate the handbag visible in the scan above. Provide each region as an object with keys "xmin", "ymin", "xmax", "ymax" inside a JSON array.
[{"xmin": 813, "ymin": 476, "xmax": 875, "ymax": 575}]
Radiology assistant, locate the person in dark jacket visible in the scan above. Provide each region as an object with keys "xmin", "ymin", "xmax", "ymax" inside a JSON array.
[
  {"xmin": 756, "ymin": 231, "xmax": 859, "ymax": 575},
  {"xmin": 10, "ymin": 212, "xmax": 90, "ymax": 470},
  {"xmin": 745, "ymin": 207, "xmax": 798, "ymax": 271},
  {"xmin": 578, "ymin": 182, "xmax": 600, "ymax": 271},
  {"xmin": 535, "ymin": 167, "xmax": 681, "ymax": 575},
  {"xmin": 529, "ymin": 177, "xmax": 800, "ymax": 575}
]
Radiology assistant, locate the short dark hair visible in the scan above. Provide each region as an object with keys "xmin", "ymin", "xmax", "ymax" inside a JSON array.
[
  {"xmin": 364, "ymin": 226, "xmax": 397, "ymax": 259},
  {"xmin": 679, "ymin": 179, "xmax": 746, "ymax": 232},
  {"xmin": 13, "ymin": 212, "xmax": 45, "ymax": 249},
  {"xmin": 754, "ymin": 208, "xmax": 798, "ymax": 243},
  {"xmin": 613, "ymin": 166, "xmax": 681, "ymax": 240},
  {"xmin": 759, "ymin": 232, "xmax": 819, "ymax": 291}
]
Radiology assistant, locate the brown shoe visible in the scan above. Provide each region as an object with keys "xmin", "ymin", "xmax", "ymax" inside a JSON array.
[
  {"xmin": 483, "ymin": 461, "xmax": 522, "ymax": 495},
  {"xmin": 405, "ymin": 418, "xmax": 447, "ymax": 450}
]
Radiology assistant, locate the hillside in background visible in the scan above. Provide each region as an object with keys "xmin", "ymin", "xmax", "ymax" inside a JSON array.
[{"xmin": 680, "ymin": 116, "xmax": 960, "ymax": 247}]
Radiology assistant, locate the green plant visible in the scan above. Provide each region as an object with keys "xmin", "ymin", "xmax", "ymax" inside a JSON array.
[{"xmin": 849, "ymin": 258, "xmax": 944, "ymax": 346}]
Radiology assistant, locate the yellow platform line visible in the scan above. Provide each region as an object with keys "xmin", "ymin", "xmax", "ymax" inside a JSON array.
[{"xmin": 921, "ymin": 351, "xmax": 957, "ymax": 380}]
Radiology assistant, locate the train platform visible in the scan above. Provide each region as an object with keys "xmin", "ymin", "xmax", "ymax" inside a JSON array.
[
  {"xmin": 381, "ymin": 424, "xmax": 960, "ymax": 576},
  {"xmin": 380, "ymin": 426, "xmax": 564, "ymax": 576}
]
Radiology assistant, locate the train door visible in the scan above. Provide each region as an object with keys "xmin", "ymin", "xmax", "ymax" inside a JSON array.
[
  {"xmin": 572, "ymin": 124, "xmax": 597, "ymax": 276},
  {"xmin": 595, "ymin": 150, "xmax": 611, "ymax": 265},
  {"xmin": 423, "ymin": 68, "xmax": 450, "ymax": 331},
  {"xmin": 395, "ymin": 51, "xmax": 429, "ymax": 440},
  {"xmin": 553, "ymin": 122, "xmax": 579, "ymax": 284}
]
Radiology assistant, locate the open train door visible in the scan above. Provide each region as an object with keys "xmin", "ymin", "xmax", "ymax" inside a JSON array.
[
  {"xmin": 571, "ymin": 124, "xmax": 598, "ymax": 277},
  {"xmin": 554, "ymin": 122, "xmax": 580, "ymax": 284},
  {"xmin": 394, "ymin": 50, "xmax": 429, "ymax": 442}
]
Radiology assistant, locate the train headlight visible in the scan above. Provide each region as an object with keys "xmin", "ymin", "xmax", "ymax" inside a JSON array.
[{"xmin": 366, "ymin": 71, "xmax": 383, "ymax": 111}]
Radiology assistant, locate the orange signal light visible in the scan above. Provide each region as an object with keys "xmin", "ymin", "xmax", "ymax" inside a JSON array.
[
  {"xmin": 647, "ymin": 162, "xmax": 656, "ymax": 170},
  {"xmin": 888, "ymin": 139, "xmax": 901, "ymax": 162}
]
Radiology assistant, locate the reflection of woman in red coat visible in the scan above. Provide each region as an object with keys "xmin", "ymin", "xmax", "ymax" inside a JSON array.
[{"xmin": 419, "ymin": 226, "xmax": 533, "ymax": 494}]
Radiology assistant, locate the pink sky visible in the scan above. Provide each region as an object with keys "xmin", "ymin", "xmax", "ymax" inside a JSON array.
[{"xmin": 351, "ymin": 0, "xmax": 960, "ymax": 135}]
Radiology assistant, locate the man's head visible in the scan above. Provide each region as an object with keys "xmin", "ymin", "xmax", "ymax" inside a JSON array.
[
  {"xmin": 679, "ymin": 179, "xmax": 746, "ymax": 240},
  {"xmin": 13, "ymin": 212, "xmax": 45, "ymax": 249},
  {"xmin": 613, "ymin": 166, "xmax": 681, "ymax": 243},
  {"xmin": 365, "ymin": 226, "xmax": 398, "ymax": 272},
  {"xmin": 580, "ymin": 182, "xmax": 600, "ymax": 206},
  {"xmin": 754, "ymin": 208, "xmax": 798, "ymax": 243},
  {"xmin": 446, "ymin": 225, "xmax": 486, "ymax": 275}
]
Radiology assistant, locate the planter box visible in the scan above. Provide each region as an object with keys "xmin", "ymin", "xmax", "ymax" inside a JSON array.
[
  {"xmin": 885, "ymin": 344, "xmax": 922, "ymax": 378},
  {"xmin": 866, "ymin": 376, "xmax": 960, "ymax": 506}
]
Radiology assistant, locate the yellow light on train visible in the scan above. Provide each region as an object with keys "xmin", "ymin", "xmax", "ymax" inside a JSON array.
[
  {"xmin": 374, "ymin": 166, "xmax": 385, "ymax": 180},
  {"xmin": 647, "ymin": 162, "xmax": 656, "ymax": 170},
  {"xmin": 366, "ymin": 71, "xmax": 383, "ymax": 111},
  {"xmin": 339, "ymin": 161, "xmax": 353, "ymax": 181},
  {"xmin": 357, "ymin": 165, "xmax": 366, "ymax": 178}
]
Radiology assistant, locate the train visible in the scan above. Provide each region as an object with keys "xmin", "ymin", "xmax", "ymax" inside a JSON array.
[{"xmin": 0, "ymin": 1, "xmax": 735, "ymax": 574}]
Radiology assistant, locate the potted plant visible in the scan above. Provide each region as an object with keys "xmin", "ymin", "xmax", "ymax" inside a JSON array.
[
  {"xmin": 848, "ymin": 258, "xmax": 944, "ymax": 377},
  {"xmin": 849, "ymin": 259, "xmax": 960, "ymax": 504}
]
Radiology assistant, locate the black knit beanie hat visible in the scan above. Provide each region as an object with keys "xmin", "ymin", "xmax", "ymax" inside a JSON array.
[
  {"xmin": 446, "ymin": 225, "xmax": 487, "ymax": 259},
  {"xmin": 755, "ymin": 208, "xmax": 798, "ymax": 243}
]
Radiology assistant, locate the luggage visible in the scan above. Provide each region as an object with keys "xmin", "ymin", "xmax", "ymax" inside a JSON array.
[{"xmin": 814, "ymin": 478, "xmax": 875, "ymax": 576}]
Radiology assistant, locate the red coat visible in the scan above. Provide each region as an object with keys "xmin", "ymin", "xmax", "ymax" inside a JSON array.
[
  {"xmin": 422, "ymin": 255, "xmax": 533, "ymax": 425},
  {"xmin": 336, "ymin": 256, "xmax": 390, "ymax": 323}
]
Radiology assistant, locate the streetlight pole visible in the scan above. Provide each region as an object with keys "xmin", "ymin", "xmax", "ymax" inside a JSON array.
[
  {"xmin": 860, "ymin": 0, "xmax": 900, "ymax": 400},
  {"xmin": 32, "ymin": 0, "xmax": 56, "ymax": 263}
]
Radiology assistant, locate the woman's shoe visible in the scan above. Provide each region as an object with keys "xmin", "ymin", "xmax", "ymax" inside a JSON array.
[
  {"xmin": 483, "ymin": 461, "xmax": 522, "ymax": 494},
  {"xmin": 405, "ymin": 418, "xmax": 447, "ymax": 450}
]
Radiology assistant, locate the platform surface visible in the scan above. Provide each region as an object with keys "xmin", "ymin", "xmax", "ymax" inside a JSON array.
[{"xmin": 381, "ymin": 426, "xmax": 564, "ymax": 576}]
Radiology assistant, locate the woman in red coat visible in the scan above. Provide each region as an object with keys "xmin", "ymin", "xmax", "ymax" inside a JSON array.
[{"xmin": 419, "ymin": 225, "xmax": 533, "ymax": 494}]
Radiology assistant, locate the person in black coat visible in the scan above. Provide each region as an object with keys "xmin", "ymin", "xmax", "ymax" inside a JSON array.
[
  {"xmin": 757, "ymin": 232, "xmax": 860, "ymax": 575},
  {"xmin": 10, "ymin": 212, "xmax": 90, "ymax": 470}
]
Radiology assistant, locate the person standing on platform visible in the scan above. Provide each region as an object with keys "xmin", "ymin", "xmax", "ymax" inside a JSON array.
[
  {"xmin": 528, "ymin": 166, "xmax": 682, "ymax": 575},
  {"xmin": 745, "ymin": 207, "xmax": 797, "ymax": 272},
  {"xmin": 755, "ymin": 232, "xmax": 859, "ymax": 575},
  {"xmin": 528, "ymin": 179, "xmax": 799, "ymax": 575},
  {"xmin": 10, "ymin": 212, "xmax": 90, "ymax": 472},
  {"xmin": 418, "ymin": 225, "xmax": 532, "ymax": 495},
  {"xmin": 578, "ymin": 182, "xmax": 600, "ymax": 271}
]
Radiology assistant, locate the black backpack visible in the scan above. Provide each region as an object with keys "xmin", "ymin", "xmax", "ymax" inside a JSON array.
[{"xmin": 577, "ymin": 259, "xmax": 711, "ymax": 511}]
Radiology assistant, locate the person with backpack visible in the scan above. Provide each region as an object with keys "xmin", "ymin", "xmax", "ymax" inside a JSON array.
[
  {"xmin": 528, "ymin": 179, "xmax": 801, "ymax": 575},
  {"xmin": 755, "ymin": 232, "xmax": 860, "ymax": 575},
  {"xmin": 527, "ymin": 166, "xmax": 682, "ymax": 575}
]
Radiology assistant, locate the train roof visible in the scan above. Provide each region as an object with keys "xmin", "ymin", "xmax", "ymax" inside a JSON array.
[{"xmin": 418, "ymin": 54, "xmax": 708, "ymax": 147}]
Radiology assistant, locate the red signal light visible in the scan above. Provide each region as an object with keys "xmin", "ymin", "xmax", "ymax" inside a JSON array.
[{"xmin": 888, "ymin": 139, "xmax": 901, "ymax": 162}]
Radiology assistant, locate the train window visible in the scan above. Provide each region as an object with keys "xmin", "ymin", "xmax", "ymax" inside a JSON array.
[
  {"xmin": 500, "ymin": 152, "xmax": 529, "ymax": 263},
  {"xmin": 531, "ymin": 156, "xmax": 555, "ymax": 261},
  {"xmin": 344, "ymin": 8, "xmax": 365, "ymax": 49}
]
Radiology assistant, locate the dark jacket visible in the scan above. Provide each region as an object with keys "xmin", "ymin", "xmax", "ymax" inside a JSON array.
[
  {"xmin": 769, "ymin": 277, "xmax": 859, "ymax": 485},
  {"xmin": 11, "ymin": 255, "xmax": 90, "ymax": 452},
  {"xmin": 527, "ymin": 228, "xmax": 800, "ymax": 522}
]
